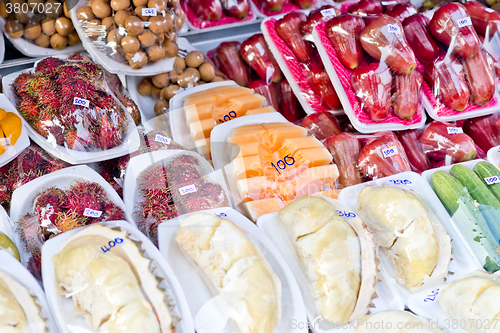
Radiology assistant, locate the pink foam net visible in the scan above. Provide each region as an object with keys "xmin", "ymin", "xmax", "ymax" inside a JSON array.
[
  {"xmin": 316, "ymin": 21, "xmax": 423, "ymax": 125},
  {"xmin": 264, "ymin": 19, "xmax": 329, "ymax": 112},
  {"xmin": 252, "ymin": 0, "xmax": 317, "ymax": 17},
  {"xmin": 181, "ymin": 0, "xmax": 255, "ymax": 29}
]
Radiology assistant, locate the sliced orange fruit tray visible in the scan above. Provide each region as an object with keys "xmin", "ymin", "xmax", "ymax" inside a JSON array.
[{"xmin": 0, "ymin": 108, "xmax": 22, "ymax": 155}]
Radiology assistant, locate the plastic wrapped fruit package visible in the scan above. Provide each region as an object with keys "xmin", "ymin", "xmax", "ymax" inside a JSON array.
[
  {"xmin": 11, "ymin": 56, "xmax": 135, "ymax": 154},
  {"xmin": 313, "ymin": 13, "xmax": 427, "ymax": 129},
  {"xmin": 133, "ymin": 153, "xmax": 229, "ymax": 246},
  {"xmin": 301, "ymin": 110, "xmax": 342, "ymax": 140},
  {"xmin": 138, "ymin": 50, "xmax": 227, "ymax": 118},
  {"xmin": 250, "ymin": 0, "xmax": 317, "ymax": 17},
  {"xmin": 227, "ymin": 121, "xmax": 340, "ymax": 221},
  {"xmin": 0, "ymin": 143, "xmax": 69, "ymax": 211},
  {"xmin": 181, "ymin": 0, "xmax": 254, "ymax": 29},
  {"xmin": 262, "ymin": 10, "xmax": 343, "ymax": 115},
  {"xmin": 182, "ymin": 84, "xmax": 278, "ymax": 161},
  {"xmin": 0, "ymin": 0, "xmax": 81, "ymax": 50},
  {"xmin": 75, "ymin": 0, "xmax": 181, "ymax": 69},
  {"xmin": 14, "ymin": 179, "xmax": 126, "ymax": 280}
]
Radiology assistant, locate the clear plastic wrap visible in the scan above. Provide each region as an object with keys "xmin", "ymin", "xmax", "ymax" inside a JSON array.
[
  {"xmin": 0, "ymin": 142, "xmax": 70, "ymax": 211},
  {"xmin": 130, "ymin": 151, "xmax": 229, "ymax": 246},
  {"xmin": 262, "ymin": 12, "xmax": 343, "ymax": 115},
  {"xmin": 301, "ymin": 110, "xmax": 342, "ymax": 140},
  {"xmin": 74, "ymin": 0, "xmax": 181, "ymax": 69},
  {"xmin": 42, "ymin": 221, "xmax": 193, "ymax": 333},
  {"xmin": 10, "ymin": 166, "xmax": 128, "ymax": 280},
  {"xmin": 396, "ymin": 128, "xmax": 431, "ymax": 173},
  {"xmin": 250, "ymin": 0, "xmax": 318, "ymax": 17},
  {"xmin": 181, "ymin": 0, "xmax": 255, "ymax": 30},
  {"xmin": 324, "ymin": 132, "xmax": 364, "ymax": 189},
  {"xmin": 313, "ymin": 13, "xmax": 427, "ymax": 132},
  {"xmin": 0, "ymin": 0, "xmax": 81, "ymax": 50}
]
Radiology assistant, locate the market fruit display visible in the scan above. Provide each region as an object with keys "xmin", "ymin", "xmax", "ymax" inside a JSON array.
[
  {"xmin": 438, "ymin": 270, "xmax": 500, "ymax": 332},
  {"xmin": 175, "ymin": 212, "xmax": 280, "ymax": 333},
  {"xmin": 1, "ymin": 0, "xmax": 80, "ymax": 50},
  {"xmin": 0, "ymin": 108, "xmax": 22, "ymax": 155},
  {"xmin": 355, "ymin": 310, "xmax": 444, "ymax": 332},
  {"xmin": 134, "ymin": 153, "xmax": 228, "ymax": 245},
  {"xmin": 75, "ymin": 0, "xmax": 183, "ymax": 69},
  {"xmin": 53, "ymin": 224, "xmax": 175, "ymax": 332},
  {"xmin": 358, "ymin": 186, "xmax": 452, "ymax": 292},
  {"xmin": 17, "ymin": 179, "xmax": 125, "ymax": 279},
  {"xmin": 278, "ymin": 196, "xmax": 377, "ymax": 323},
  {"xmin": 137, "ymin": 50, "xmax": 223, "ymax": 117},
  {"xmin": 324, "ymin": 132, "xmax": 363, "ymax": 188},
  {"xmin": 12, "ymin": 57, "xmax": 132, "ymax": 152},
  {"xmin": 0, "ymin": 270, "xmax": 48, "ymax": 332}
]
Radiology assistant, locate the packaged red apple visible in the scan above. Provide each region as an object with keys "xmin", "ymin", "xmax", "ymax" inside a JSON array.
[
  {"xmin": 180, "ymin": 0, "xmax": 255, "ymax": 30},
  {"xmin": 249, "ymin": 0, "xmax": 318, "ymax": 18},
  {"xmin": 262, "ymin": 10, "xmax": 344, "ymax": 116},
  {"xmin": 71, "ymin": 0, "xmax": 183, "ymax": 71},
  {"xmin": 313, "ymin": 13, "xmax": 427, "ymax": 133},
  {"xmin": 6, "ymin": 56, "xmax": 140, "ymax": 164}
]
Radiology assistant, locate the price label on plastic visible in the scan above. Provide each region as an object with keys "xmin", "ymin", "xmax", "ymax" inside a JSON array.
[
  {"xmin": 382, "ymin": 146, "xmax": 398, "ymax": 158},
  {"xmin": 155, "ymin": 134, "xmax": 171, "ymax": 144},
  {"xmin": 387, "ymin": 24, "xmax": 401, "ymax": 33},
  {"xmin": 423, "ymin": 288, "xmax": 440, "ymax": 302},
  {"xmin": 485, "ymin": 176, "xmax": 500, "ymax": 185},
  {"xmin": 73, "ymin": 97, "xmax": 90, "ymax": 108},
  {"xmin": 486, "ymin": 7, "xmax": 496, "ymax": 12},
  {"xmin": 83, "ymin": 208, "xmax": 103, "ymax": 218},
  {"xmin": 456, "ymin": 17, "xmax": 472, "ymax": 28},
  {"xmin": 142, "ymin": 8, "xmax": 157, "ymax": 16},
  {"xmin": 447, "ymin": 127, "xmax": 463, "ymax": 134},
  {"xmin": 179, "ymin": 184, "xmax": 197, "ymax": 195},
  {"xmin": 381, "ymin": 1, "xmax": 397, "ymax": 4},
  {"xmin": 389, "ymin": 179, "xmax": 412, "ymax": 185},
  {"xmin": 320, "ymin": 8, "xmax": 336, "ymax": 17}
]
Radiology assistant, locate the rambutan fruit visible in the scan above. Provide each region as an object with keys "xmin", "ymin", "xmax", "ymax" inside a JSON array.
[
  {"xmin": 59, "ymin": 77, "xmax": 99, "ymax": 102},
  {"xmin": 75, "ymin": 61, "xmax": 103, "ymax": 82},
  {"xmin": 68, "ymin": 53, "xmax": 93, "ymax": 62},
  {"xmin": 102, "ymin": 202, "xmax": 125, "ymax": 221},
  {"xmin": 46, "ymin": 125, "xmax": 65, "ymax": 146},
  {"xmin": 66, "ymin": 180, "xmax": 108, "ymax": 206},
  {"xmin": 27, "ymin": 73, "xmax": 53, "ymax": 96},
  {"xmin": 166, "ymin": 163, "xmax": 201, "ymax": 187},
  {"xmin": 33, "ymin": 187, "xmax": 67, "ymax": 225},
  {"xmin": 143, "ymin": 129, "xmax": 184, "ymax": 151},
  {"xmin": 55, "ymin": 64, "xmax": 83, "ymax": 84},
  {"xmin": 54, "ymin": 211, "xmax": 86, "ymax": 233},
  {"xmin": 65, "ymin": 191, "xmax": 102, "ymax": 217},
  {"xmin": 18, "ymin": 96, "xmax": 40, "ymax": 121},
  {"xmin": 64, "ymin": 130, "xmax": 90, "ymax": 151},
  {"xmin": 9, "ymin": 170, "xmax": 43, "ymax": 192},
  {"xmin": 201, "ymin": 182, "xmax": 226, "ymax": 204},
  {"xmin": 137, "ymin": 164, "xmax": 170, "ymax": 199},
  {"xmin": 178, "ymin": 197, "xmax": 213, "ymax": 215},
  {"xmin": 37, "ymin": 87, "xmax": 61, "ymax": 111},
  {"xmin": 121, "ymin": 96, "xmax": 142, "ymax": 126},
  {"xmin": 94, "ymin": 112, "xmax": 125, "ymax": 150},
  {"xmin": 35, "ymin": 57, "xmax": 65, "ymax": 78},
  {"xmin": 12, "ymin": 72, "xmax": 34, "ymax": 98}
]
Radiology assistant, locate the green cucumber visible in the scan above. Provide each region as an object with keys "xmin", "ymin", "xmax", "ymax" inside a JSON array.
[
  {"xmin": 473, "ymin": 161, "xmax": 500, "ymax": 201},
  {"xmin": 431, "ymin": 170, "xmax": 500, "ymax": 272},
  {"xmin": 451, "ymin": 164, "xmax": 500, "ymax": 245}
]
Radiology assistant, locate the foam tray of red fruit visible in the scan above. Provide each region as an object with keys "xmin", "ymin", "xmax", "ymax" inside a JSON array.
[
  {"xmin": 250, "ymin": 0, "xmax": 318, "ymax": 18},
  {"xmin": 261, "ymin": 14, "xmax": 344, "ymax": 116},
  {"xmin": 0, "ymin": 94, "xmax": 30, "ymax": 168},
  {"xmin": 180, "ymin": 0, "xmax": 256, "ymax": 30}
]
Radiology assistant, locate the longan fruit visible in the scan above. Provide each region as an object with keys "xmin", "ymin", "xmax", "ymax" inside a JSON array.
[
  {"xmin": 163, "ymin": 40, "xmax": 178, "ymax": 58},
  {"xmin": 101, "ymin": 16, "xmax": 113, "ymax": 31},
  {"xmin": 185, "ymin": 51, "xmax": 204, "ymax": 68},
  {"xmin": 154, "ymin": 99, "xmax": 169, "ymax": 116},
  {"xmin": 0, "ymin": 2, "xmax": 8, "ymax": 18},
  {"xmin": 150, "ymin": 85, "xmax": 161, "ymax": 98},
  {"xmin": 111, "ymin": 0, "xmax": 130, "ymax": 11},
  {"xmin": 15, "ymin": 11, "xmax": 30, "ymax": 24},
  {"xmin": 50, "ymin": 33, "xmax": 67, "ymax": 49},
  {"xmin": 147, "ymin": 44, "xmax": 165, "ymax": 62},
  {"xmin": 126, "ymin": 51, "xmax": 148, "ymax": 69},
  {"xmin": 168, "ymin": 68, "xmax": 179, "ymax": 83},
  {"xmin": 34, "ymin": 33, "xmax": 50, "ymax": 47},
  {"xmin": 124, "ymin": 15, "xmax": 144, "ymax": 35},
  {"xmin": 67, "ymin": 30, "xmax": 80, "ymax": 45},
  {"xmin": 152, "ymin": 72, "xmax": 169, "ymax": 88},
  {"xmin": 211, "ymin": 76, "xmax": 224, "ymax": 82},
  {"xmin": 63, "ymin": 0, "xmax": 70, "ymax": 18},
  {"xmin": 134, "ymin": 6, "xmax": 148, "ymax": 20},
  {"xmin": 85, "ymin": 18, "xmax": 102, "ymax": 39},
  {"xmin": 137, "ymin": 77, "xmax": 153, "ymax": 95},
  {"xmin": 41, "ymin": 17, "xmax": 56, "ymax": 36},
  {"xmin": 174, "ymin": 56, "xmax": 185, "ymax": 72},
  {"xmin": 91, "ymin": 0, "xmax": 111, "ymax": 19},
  {"xmin": 148, "ymin": 14, "xmax": 171, "ymax": 34},
  {"xmin": 166, "ymin": 0, "xmax": 178, "ymax": 7},
  {"xmin": 55, "ymin": 17, "xmax": 73, "ymax": 37},
  {"xmin": 147, "ymin": 0, "xmax": 165, "ymax": 11},
  {"xmin": 5, "ymin": 20, "xmax": 23, "ymax": 39},
  {"xmin": 177, "ymin": 70, "xmax": 198, "ymax": 88},
  {"xmin": 160, "ymin": 84, "xmax": 179, "ymax": 100},
  {"xmin": 199, "ymin": 62, "xmax": 215, "ymax": 82},
  {"xmin": 133, "ymin": 0, "xmax": 147, "ymax": 6},
  {"xmin": 77, "ymin": 6, "xmax": 94, "ymax": 21},
  {"xmin": 24, "ymin": 21, "xmax": 41, "ymax": 40},
  {"xmin": 138, "ymin": 29, "xmax": 155, "ymax": 47},
  {"xmin": 45, "ymin": 0, "xmax": 63, "ymax": 18},
  {"xmin": 121, "ymin": 35, "xmax": 140, "ymax": 53},
  {"xmin": 27, "ymin": 0, "xmax": 43, "ymax": 9}
]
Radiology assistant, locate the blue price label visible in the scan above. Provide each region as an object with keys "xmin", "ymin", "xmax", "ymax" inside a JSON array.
[
  {"xmin": 215, "ymin": 212, "xmax": 227, "ymax": 217},
  {"xmin": 337, "ymin": 210, "xmax": 356, "ymax": 218},
  {"xmin": 388, "ymin": 24, "xmax": 400, "ymax": 33},
  {"xmin": 83, "ymin": 208, "xmax": 102, "ymax": 218},
  {"xmin": 73, "ymin": 97, "xmax": 90, "ymax": 108},
  {"xmin": 218, "ymin": 111, "xmax": 237, "ymax": 124},
  {"xmin": 271, "ymin": 155, "xmax": 295, "ymax": 175},
  {"xmin": 382, "ymin": 146, "xmax": 398, "ymax": 158},
  {"xmin": 424, "ymin": 288, "xmax": 440, "ymax": 302},
  {"xmin": 101, "ymin": 238, "xmax": 124, "ymax": 253},
  {"xmin": 155, "ymin": 134, "xmax": 171, "ymax": 145},
  {"xmin": 179, "ymin": 184, "xmax": 197, "ymax": 195},
  {"xmin": 142, "ymin": 8, "xmax": 157, "ymax": 16},
  {"xmin": 485, "ymin": 176, "xmax": 500, "ymax": 185},
  {"xmin": 457, "ymin": 17, "xmax": 471, "ymax": 28},
  {"xmin": 389, "ymin": 179, "xmax": 412, "ymax": 185}
]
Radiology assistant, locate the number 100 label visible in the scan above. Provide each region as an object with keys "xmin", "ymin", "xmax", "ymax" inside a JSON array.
[{"xmin": 382, "ymin": 146, "xmax": 398, "ymax": 158}]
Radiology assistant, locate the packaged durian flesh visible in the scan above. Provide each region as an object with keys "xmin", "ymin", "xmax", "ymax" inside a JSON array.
[
  {"xmin": 277, "ymin": 195, "xmax": 377, "ymax": 324},
  {"xmin": 50, "ymin": 223, "xmax": 177, "ymax": 333},
  {"xmin": 0, "ymin": 251, "xmax": 50, "ymax": 333},
  {"xmin": 357, "ymin": 186, "xmax": 452, "ymax": 293},
  {"xmin": 438, "ymin": 270, "xmax": 500, "ymax": 333},
  {"xmin": 355, "ymin": 310, "xmax": 444, "ymax": 332}
]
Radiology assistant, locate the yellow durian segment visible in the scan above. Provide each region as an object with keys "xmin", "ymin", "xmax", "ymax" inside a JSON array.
[{"xmin": 0, "ymin": 274, "xmax": 28, "ymax": 332}]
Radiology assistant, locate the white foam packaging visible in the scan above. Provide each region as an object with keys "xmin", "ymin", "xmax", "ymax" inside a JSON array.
[
  {"xmin": 257, "ymin": 196, "xmax": 404, "ymax": 333},
  {"xmin": 0, "ymin": 251, "xmax": 58, "ymax": 332},
  {"xmin": 2, "ymin": 68, "xmax": 141, "ymax": 164},
  {"xmin": 158, "ymin": 206, "xmax": 307, "ymax": 333},
  {"xmin": 0, "ymin": 93, "xmax": 30, "ymax": 167},
  {"xmin": 41, "ymin": 220, "xmax": 195, "ymax": 333},
  {"xmin": 487, "ymin": 145, "xmax": 500, "ymax": 168},
  {"xmin": 338, "ymin": 171, "xmax": 480, "ymax": 308}
]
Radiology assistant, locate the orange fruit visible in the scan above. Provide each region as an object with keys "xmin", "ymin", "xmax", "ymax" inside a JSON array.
[
  {"xmin": 0, "ymin": 112, "xmax": 22, "ymax": 145},
  {"xmin": 0, "ymin": 108, "xmax": 6, "ymax": 122}
]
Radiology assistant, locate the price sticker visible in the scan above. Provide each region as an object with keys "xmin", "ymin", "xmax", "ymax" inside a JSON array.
[
  {"xmin": 388, "ymin": 24, "xmax": 401, "ymax": 33},
  {"xmin": 320, "ymin": 8, "xmax": 336, "ymax": 17},
  {"xmin": 457, "ymin": 17, "xmax": 472, "ymax": 28},
  {"xmin": 155, "ymin": 134, "xmax": 171, "ymax": 144},
  {"xmin": 382, "ymin": 146, "xmax": 398, "ymax": 158},
  {"xmin": 179, "ymin": 184, "xmax": 197, "ymax": 195},
  {"xmin": 337, "ymin": 210, "xmax": 356, "ymax": 218},
  {"xmin": 485, "ymin": 176, "xmax": 500, "ymax": 185},
  {"xmin": 424, "ymin": 288, "xmax": 440, "ymax": 302},
  {"xmin": 381, "ymin": 1, "xmax": 397, "ymax": 4},
  {"xmin": 142, "ymin": 8, "xmax": 157, "ymax": 16},
  {"xmin": 447, "ymin": 127, "xmax": 463, "ymax": 134},
  {"xmin": 83, "ymin": 208, "xmax": 103, "ymax": 218},
  {"xmin": 73, "ymin": 97, "xmax": 90, "ymax": 108},
  {"xmin": 389, "ymin": 179, "xmax": 412, "ymax": 185},
  {"xmin": 215, "ymin": 212, "xmax": 227, "ymax": 217},
  {"xmin": 101, "ymin": 238, "xmax": 124, "ymax": 253}
]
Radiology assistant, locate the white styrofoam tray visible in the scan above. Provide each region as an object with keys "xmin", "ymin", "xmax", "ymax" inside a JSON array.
[
  {"xmin": 257, "ymin": 197, "xmax": 404, "ymax": 333},
  {"xmin": 158, "ymin": 207, "xmax": 308, "ymax": 333},
  {"xmin": 42, "ymin": 220, "xmax": 195, "ymax": 333},
  {"xmin": 2, "ymin": 68, "xmax": 141, "ymax": 164},
  {"xmin": 487, "ymin": 145, "xmax": 500, "ymax": 169},
  {"xmin": 0, "ymin": 93, "xmax": 30, "ymax": 167}
]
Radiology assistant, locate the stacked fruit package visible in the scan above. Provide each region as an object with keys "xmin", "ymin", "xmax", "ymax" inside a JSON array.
[
  {"xmin": 313, "ymin": 6, "xmax": 429, "ymax": 132},
  {"xmin": 0, "ymin": 0, "xmax": 81, "ymax": 50},
  {"xmin": 10, "ymin": 55, "xmax": 137, "ymax": 159},
  {"xmin": 209, "ymin": 33, "xmax": 307, "ymax": 122},
  {"xmin": 262, "ymin": 8, "xmax": 344, "ymax": 117},
  {"xmin": 74, "ymin": 0, "xmax": 183, "ymax": 69},
  {"xmin": 414, "ymin": 2, "xmax": 499, "ymax": 121},
  {"xmin": 180, "ymin": 0, "xmax": 255, "ymax": 29},
  {"xmin": 250, "ymin": 0, "xmax": 317, "ymax": 17}
]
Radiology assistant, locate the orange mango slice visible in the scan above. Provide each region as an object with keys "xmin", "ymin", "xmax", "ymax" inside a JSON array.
[
  {"xmin": 0, "ymin": 112, "xmax": 22, "ymax": 145},
  {"xmin": 0, "ymin": 108, "xmax": 6, "ymax": 122},
  {"xmin": 189, "ymin": 118, "xmax": 216, "ymax": 141},
  {"xmin": 244, "ymin": 198, "xmax": 284, "ymax": 222},
  {"xmin": 245, "ymin": 106, "xmax": 276, "ymax": 115},
  {"xmin": 184, "ymin": 87, "xmax": 253, "ymax": 106}
]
